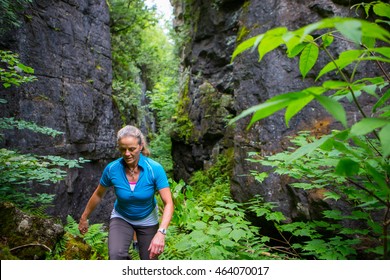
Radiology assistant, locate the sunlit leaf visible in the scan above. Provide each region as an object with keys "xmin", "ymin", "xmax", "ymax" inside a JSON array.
[
  {"xmin": 285, "ymin": 94, "xmax": 315, "ymax": 127},
  {"xmin": 283, "ymin": 33, "xmax": 305, "ymax": 57},
  {"xmin": 379, "ymin": 124, "xmax": 390, "ymax": 157},
  {"xmin": 373, "ymin": 89, "xmax": 390, "ymax": 113},
  {"xmin": 322, "ymin": 33, "xmax": 334, "ymax": 47},
  {"xmin": 300, "ymin": 42, "xmax": 319, "ymax": 78},
  {"xmin": 317, "ymin": 50, "xmax": 362, "ymax": 80},
  {"xmin": 324, "ymin": 191, "xmax": 341, "ymax": 201},
  {"xmin": 373, "ymin": 3, "xmax": 390, "ymax": 20},
  {"xmin": 360, "ymin": 20, "xmax": 390, "ymax": 43},
  {"xmin": 350, "ymin": 118, "xmax": 390, "ymax": 136},
  {"xmin": 369, "ymin": 47, "xmax": 390, "ymax": 59},
  {"xmin": 322, "ymin": 80, "xmax": 349, "ymax": 89},
  {"xmin": 323, "ymin": 210, "xmax": 344, "ymax": 220},
  {"xmin": 335, "ymin": 20, "xmax": 362, "ymax": 44},
  {"xmin": 258, "ymin": 27, "xmax": 288, "ymax": 61},
  {"xmin": 231, "ymin": 35, "xmax": 263, "ymax": 62},
  {"xmin": 229, "ymin": 98, "xmax": 290, "ymax": 127},
  {"xmin": 248, "ymin": 91, "xmax": 309, "ymax": 128},
  {"xmin": 229, "ymin": 229, "xmax": 247, "ymax": 242},
  {"xmin": 286, "ymin": 134, "xmax": 333, "ymax": 163}
]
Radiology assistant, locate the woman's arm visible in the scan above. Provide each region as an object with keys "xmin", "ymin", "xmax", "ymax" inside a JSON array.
[
  {"xmin": 148, "ymin": 187, "xmax": 174, "ymax": 259},
  {"xmin": 78, "ymin": 184, "xmax": 107, "ymax": 234}
]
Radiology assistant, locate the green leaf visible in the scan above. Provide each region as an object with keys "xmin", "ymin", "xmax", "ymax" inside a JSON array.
[
  {"xmin": 283, "ymin": 33, "xmax": 307, "ymax": 57},
  {"xmin": 209, "ymin": 246, "xmax": 224, "ymax": 259},
  {"xmin": 379, "ymin": 124, "xmax": 390, "ymax": 157},
  {"xmin": 335, "ymin": 158, "xmax": 360, "ymax": 177},
  {"xmin": 287, "ymin": 134, "xmax": 333, "ymax": 163},
  {"xmin": 231, "ymin": 35, "xmax": 263, "ymax": 62},
  {"xmin": 192, "ymin": 221, "xmax": 207, "ymax": 230},
  {"xmin": 304, "ymin": 239, "xmax": 326, "ymax": 252},
  {"xmin": 373, "ymin": 3, "xmax": 390, "ymax": 20},
  {"xmin": 285, "ymin": 94, "xmax": 315, "ymax": 127},
  {"xmin": 322, "ymin": 80, "xmax": 349, "ymax": 90},
  {"xmin": 16, "ymin": 63, "xmax": 34, "ymax": 74},
  {"xmin": 229, "ymin": 98, "xmax": 288, "ymax": 126},
  {"xmin": 229, "ymin": 229, "xmax": 247, "ymax": 242},
  {"xmin": 322, "ymin": 34, "xmax": 334, "ymax": 47},
  {"xmin": 350, "ymin": 118, "xmax": 390, "ymax": 136},
  {"xmin": 246, "ymin": 92, "xmax": 309, "ymax": 128},
  {"xmin": 323, "ymin": 209, "xmax": 344, "ymax": 220},
  {"xmin": 315, "ymin": 95, "xmax": 347, "ymax": 127},
  {"xmin": 220, "ymin": 238, "xmax": 236, "ymax": 248},
  {"xmin": 370, "ymin": 47, "xmax": 390, "ymax": 59},
  {"xmin": 335, "ymin": 20, "xmax": 362, "ymax": 44},
  {"xmin": 299, "ymin": 42, "xmax": 319, "ymax": 78},
  {"xmin": 373, "ymin": 89, "xmax": 390, "ymax": 113},
  {"xmin": 258, "ymin": 27, "xmax": 288, "ymax": 61},
  {"xmin": 364, "ymin": 162, "xmax": 388, "ymax": 192},
  {"xmin": 360, "ymin": 19, "xmax": 390, "ymax": 43},
  {"xmin": 324, "ymin": 191, "xmax": 341, "ymax": 201},
  {"xmin": 268, "ymin": 211, "xmax": 286, "ymax": 222},
  {"xmin": 216, "ymin": 227, "xmax": 232, "ymax": 238},
  {"xmin": 317, "ymin": 50, "xmax": 362, "ymax": 80}
]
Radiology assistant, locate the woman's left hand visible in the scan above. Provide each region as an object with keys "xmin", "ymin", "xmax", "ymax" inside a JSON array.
[{"xmin": 148, "ymin": 231, "xmax": 165, "ymax": 259}]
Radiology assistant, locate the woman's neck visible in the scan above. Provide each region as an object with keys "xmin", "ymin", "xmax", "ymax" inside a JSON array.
[{"xmin": 126, "ymin": 163, "xmax": 138, "ymax": 170}]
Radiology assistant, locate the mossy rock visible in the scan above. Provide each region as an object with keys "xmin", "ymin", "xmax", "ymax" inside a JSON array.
[
  {"xmin": 0, "ymin": 202, "xmax": 64, "ymax": 259},
  {"xmin": 63, "ymin": 233, "xmax": 92, "ymax": 260}
]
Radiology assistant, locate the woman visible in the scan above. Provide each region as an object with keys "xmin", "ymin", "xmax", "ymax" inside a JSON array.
[{"xmin": 78, "ymin": 125, "xmax": 174, "ymax": 260}]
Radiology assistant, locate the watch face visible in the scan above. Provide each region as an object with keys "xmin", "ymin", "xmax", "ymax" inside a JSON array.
[{"xmin": 159, "ymin": 228, "xmax": 166, "ymax": 234}]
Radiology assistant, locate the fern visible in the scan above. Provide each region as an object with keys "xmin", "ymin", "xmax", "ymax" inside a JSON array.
[
  {"xmin": 64, "ymin": 215, "xmax": 82, "ymax": 237},
  {"xmin": 62, "ymin": 215, "xmax": 108, "ymax": 259}
]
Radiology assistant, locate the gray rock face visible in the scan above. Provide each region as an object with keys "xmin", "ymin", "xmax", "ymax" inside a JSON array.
[
  {"xmin": 0, "ymin": 0, "xmax": 120, "ymax": 223},
  {"xmin": 171, "ymin": 0, "xmax": 381, "ymax": 220}
]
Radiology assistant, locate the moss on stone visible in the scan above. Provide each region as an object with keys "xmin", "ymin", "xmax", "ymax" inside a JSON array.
[
  {"xmin": 173, "ymin": 69, "xmax": 195, "ymax": 144},
  {"xmin": 63, "ymin": 233, "xmax": 92, "ymax": 260}
]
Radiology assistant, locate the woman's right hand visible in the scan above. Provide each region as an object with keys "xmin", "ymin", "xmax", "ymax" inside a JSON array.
[{"xmin": 78, "ymin": 218, "xmax": 89, "ymax": 235}]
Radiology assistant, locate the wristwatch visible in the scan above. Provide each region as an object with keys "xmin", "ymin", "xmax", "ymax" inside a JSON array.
[{"xmin": 158, "ymin": 228, "xmax": 167, "ymax": 235}]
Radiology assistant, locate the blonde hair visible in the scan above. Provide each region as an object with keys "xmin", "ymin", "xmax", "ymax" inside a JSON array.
[{"xmin": 117, "ymin": 125, "xmax": 150, "ymax": 156}]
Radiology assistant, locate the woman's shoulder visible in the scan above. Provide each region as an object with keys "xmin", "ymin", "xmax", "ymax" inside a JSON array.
[
  {"xmin": 105, "ymin": 158, "xmax": 124, "ymax": 171},
  {"xmin": 141, "ymin": 155, "xmax": 164, "ymax": 170}
]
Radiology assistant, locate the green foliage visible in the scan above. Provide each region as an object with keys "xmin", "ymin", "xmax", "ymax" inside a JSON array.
[
  {"xmin": 0, "ymin": 0, "xmax": 32, "ymax": 36},
  {"xmin": 160, "ymin": 153, "xmax": 289, "ymax": 260},
  {"xmin": 0, "ymin": 50, "xmax": 89, "ymax": 212},
  {"xmin": 109, "ymin": 0, "xmax": 157, "ymax": 124},
  {"xmin": 110, "ymin": 0, "xmax": 146, "ymax": 124},
  {"xmin": 231, "ymin": 1, "xmax": 390, "ymax": 259},
  {"xmin": 0, "ymin": 50, "xmax": 37, "ymax": 89},
  {"xmin": 109, "ymin": 0, "xmax": 179, "ymax": 174},
  {"xmin": 0, "ymin": 147, "xmax": 89, "ymax": 211},
  {"xmin": 248, "ymin": 131, "xmax": 387, "ymax": 259},
  {"xmin": 188, "ymin": 152, "xmax": 233, "ymax": 208},
  {"xmin": 171, "ymin": 69, "xmax": 194, "ymax": 143},
  {"xmin": 49, "ymin": 216, "xmax": 108, "ymax": 260},
  {"xmin": 146, "ymin": 33, "xmax": 179, "ymax": 173},
  {"xmin": 0, "ymin": 117, "xmax": 63, "ymax": 139},
  {"xmin": 162, "ymin": 180, "xmax": 276, "ymax": 260},
  {"xmin": 110, "ymin": 0, "xmax": 178, "ymax": 124}
]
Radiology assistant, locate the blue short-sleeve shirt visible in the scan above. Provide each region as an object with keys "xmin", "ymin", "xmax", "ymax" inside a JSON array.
[{"xmin": 100, "ymin": 154, "xmax": 169, "ymax": 220}]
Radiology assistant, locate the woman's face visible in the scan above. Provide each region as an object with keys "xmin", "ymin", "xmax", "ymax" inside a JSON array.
[{"xmin": 118, "ymin": 136, "xmax": 143, "ymax": 166}]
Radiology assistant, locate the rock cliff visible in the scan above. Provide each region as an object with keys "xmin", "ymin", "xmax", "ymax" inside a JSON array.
[
  {"xmin": 0, "ymin": 0, "xmax": 382, "ymax": 225},
  {"xmin": 171, "ymin": 0, "xmax": 381, "ymax": 221},
  {"xmin": 0, "ymin": 0, "xmax": 120, "ymax": 223}
]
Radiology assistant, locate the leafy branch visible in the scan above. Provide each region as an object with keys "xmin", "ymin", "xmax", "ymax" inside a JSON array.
[{"xmin": 231, "ymin": 1, "xmax": 390, "ymax": 259}]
